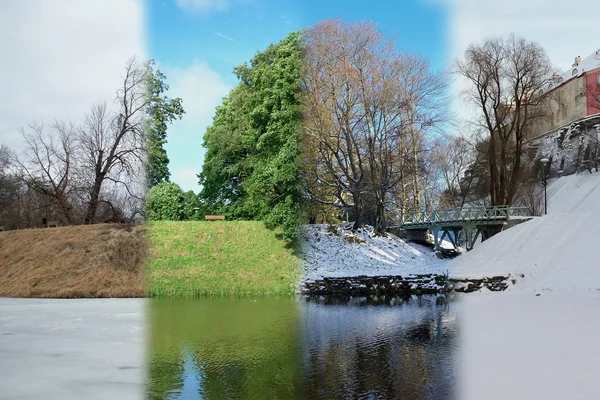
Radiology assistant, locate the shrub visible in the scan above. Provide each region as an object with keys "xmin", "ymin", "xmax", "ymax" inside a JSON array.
[{"xmin": 146, "ymin": 182, "xmax": 185, "ymax": 221}]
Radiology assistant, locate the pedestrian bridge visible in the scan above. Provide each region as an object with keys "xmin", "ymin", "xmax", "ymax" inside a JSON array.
[{"xmin": 391, "ymin": 206, "xmax": 534, "ymax": 251}]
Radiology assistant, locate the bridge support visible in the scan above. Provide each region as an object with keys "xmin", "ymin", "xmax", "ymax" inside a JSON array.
[
  {"xmin": 432, "ymin": 226, "xmax": 461, "ymax": 252},
  {"xmin": 463, "ymin": 224, "xmax": 504, "ymax": 251},
  {"xmin": 431, "ymin": 226, "xmax": 440, "ymax": 251},
  {"xmin": 464, "ymin": 226, "xmax": 480, "ymax": 252}
]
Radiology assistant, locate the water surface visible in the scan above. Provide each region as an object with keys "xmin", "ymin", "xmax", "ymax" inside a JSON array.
[
  {"xmin": 148, "ymin": 295, "xmax": 457, "ymax": 399},
  {"xmin": 0, "ymin": 298, "xmax": 145, "ymax": 400}
]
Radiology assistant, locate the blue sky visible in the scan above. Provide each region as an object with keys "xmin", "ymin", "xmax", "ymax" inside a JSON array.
[
  {"xmin": 146, "ymin": 0, "xmax": 449, "ymax": 192},
  {"xmin": 3, "ymin": 0, "xmax": 595, "ymax": 192}
]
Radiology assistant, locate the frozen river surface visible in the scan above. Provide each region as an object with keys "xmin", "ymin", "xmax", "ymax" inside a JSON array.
[{"xmin": 0, "ymin": 298, "xmax": 145, "ymax": 400}]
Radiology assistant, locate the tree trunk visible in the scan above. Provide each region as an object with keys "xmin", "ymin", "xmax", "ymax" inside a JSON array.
[
  {"xmin": 411, "ymin": 128, "xmax": 421, "ymax": 209},
  {"xmin": 56, "ymin": 194, "xmax": 72, "ymax": 225},
  {"xmin": 488, "ymin": 134, "xmax": 499, "ymax": 206},
  {"xmin": 506, "ymin": 139, "xmax": 522, "ymax": 205},
  {"xmin": 351, "ymin": 189, "xmax": 364, "ymax": 230},
  {"xmin": 374, "ymin": 193, "xmax": 387, "ymax": 234},
  {"xmin": 84, "ymin": 177, "xmax": 103, "ymax": 224}
]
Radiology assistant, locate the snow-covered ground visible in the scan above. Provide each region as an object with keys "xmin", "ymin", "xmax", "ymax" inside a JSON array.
[
  {"xmin": 452, "ymin": 172, "xmax": 600, "ymax": 399},
  {"xmin": 450, "ymin": 172, "xmax": 600, "ymax": 296},
  {"xmin": 0, "ymin": 298, "xmax": 145, "ymax": 400},
  {"xmin": 300, "ymin": 224, "xmax": 450, "ymax": 281},
  {"xmin": 458, "ymin": 292, "xmax": 600, "ymax": 400}
]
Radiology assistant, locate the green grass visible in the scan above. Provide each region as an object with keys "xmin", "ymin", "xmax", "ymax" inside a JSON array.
[{"xmin": 147, "ymin": 221, "xmax": 301, "ymax": 297}]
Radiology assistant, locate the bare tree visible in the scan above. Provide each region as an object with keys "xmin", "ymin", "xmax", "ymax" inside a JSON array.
[
  {"xmin": 11, "ymin": 121, "xmax": 76, "ymax": 224},
  {"xmin": 432, "ymin": 134, "xmax": 478, "ymax": 207},
  {"xmin": 3, "ymin": 56, "xmax": 169, "ymax": 230},
  {"xmin": 303, "ymin": 20, "xmax": 448, "ymax": 233},
  {"xmin": 79, "ymin": 58, "xmax": 148, "ymax": 224},
  {"xmin": 456, "ymin": 34, "xmax": 553, "ymax": 206},
  {"xmin": 303, "ymin": 20, "xmax": 370, "ymax": 229},
  {"xmin": 0, "ymin": 145, "xmax": 19, "ymax": 226}
]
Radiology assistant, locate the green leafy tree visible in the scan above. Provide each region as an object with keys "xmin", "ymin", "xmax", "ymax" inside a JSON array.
[
  {"xmin": 198, "ymin": 32, "xmax": 303, "ymax": 239},
  {"xmin": 145, "ymin": 60, "xmax": 185, "ymax": 188},
  {"xmin": 146, "ymin": 182, "xmax": 185, "ymax": 221},
  {"xmin": 182, "ymin": 190, "xmax": 204, "ymax": 220},
  {"xmin": 198, "ymin": 84, "xmax": 253, "ymax": 219}
]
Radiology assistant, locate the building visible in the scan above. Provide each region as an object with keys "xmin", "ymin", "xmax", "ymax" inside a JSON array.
[
  {"xmin": 530, "ymin": 50, "xmax": 600, "ymax": 139},
  {"xmin": 527, "ymin": 51, "xmax": 600, "ymax": 178}
]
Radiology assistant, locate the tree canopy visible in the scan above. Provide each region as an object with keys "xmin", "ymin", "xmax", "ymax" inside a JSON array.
[
  {"xmin": 145, "ymin": 60, "xmax": 185, "ymax": 188},
  {"xmin": 198, "ymin": 31, "xmax": 303, "ymax": 239}
]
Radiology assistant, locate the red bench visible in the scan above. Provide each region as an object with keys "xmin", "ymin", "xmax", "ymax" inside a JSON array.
[{"xmin": 204, "ymin": 215, "xmax": 226, "ymax": 221}]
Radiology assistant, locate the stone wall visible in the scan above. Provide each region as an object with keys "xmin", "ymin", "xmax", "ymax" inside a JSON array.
[
  {"xmin": 300, "ymin": 274, "xmax": 512, "ymax": 296},
  {"xmin": 300, "ymin": 274, "xmax": 448, "ymax": 296},
  {"xmin": 531, "ymin": 115, "xmax": 600, "ymax": 177}
]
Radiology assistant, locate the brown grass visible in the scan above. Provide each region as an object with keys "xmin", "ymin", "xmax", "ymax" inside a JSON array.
[{"xmin": 0, "ymin": 224, "xmax": 147, "ymax": 298}]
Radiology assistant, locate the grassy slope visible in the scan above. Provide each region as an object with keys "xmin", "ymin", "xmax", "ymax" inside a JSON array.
[
  {"xmin": 147, "ymin": 221, "xmax": 300, "ymax": 297},
  {"xmin": 0, "ymin": 224, "xmax": 146, "ymax": 298}
]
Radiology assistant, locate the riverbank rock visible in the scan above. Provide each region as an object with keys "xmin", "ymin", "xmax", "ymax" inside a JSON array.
[
  {"xmin": 300, "ymin": 274, "xmax": 449, "ymax": 296},
  {"xmin": 449, "ymin": 276, "xmax": 509, "ymax": 293}
]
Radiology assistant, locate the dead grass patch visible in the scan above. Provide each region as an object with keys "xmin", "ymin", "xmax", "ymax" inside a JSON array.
[{"xmin": 0, "ymin": 224, "xmax": 147, "ymax": 298}]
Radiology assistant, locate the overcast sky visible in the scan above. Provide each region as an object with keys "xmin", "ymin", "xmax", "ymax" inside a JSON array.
[
  {"xmin": 2, "ymin": 0, "xmax": 597, "ymax": 192},
  {"xmin": 442, "ymin": 0, "xmax": 599, "ymax": 126},
  {"xmin": 0, "ymin": 0, "xmax": 146, "ymax": 154}
]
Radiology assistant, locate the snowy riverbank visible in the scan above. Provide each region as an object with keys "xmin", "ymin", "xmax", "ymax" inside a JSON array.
[
  {"xmin": 299, "ymin": 224, "xmax": 450, "ymax": 281},
  {"xmin": 450, "ymin": 172, "xmax": 600, "ymax": 297},
  {"xmin": 298, "ymin": 224, "xmax": 453, "ymax": 294},
  {"xmin": 450, "ymin": 172, "xmax": 600, "ymax": 399}
]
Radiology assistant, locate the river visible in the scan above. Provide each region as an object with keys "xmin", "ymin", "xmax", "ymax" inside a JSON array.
[{"xmin": 147, "ymin": 294, "xmax": 458, "ymax": 399}]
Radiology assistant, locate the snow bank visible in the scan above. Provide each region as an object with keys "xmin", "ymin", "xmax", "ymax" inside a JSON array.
[
  {"xmin": 454, "ymin": 172, "xmax": 600, "ymax": 399},
  {"xmin": 300, "ymin": 224, "xmax": 449, "ymax": 281},
  {"xmin": 450, "ymin": 172, "xmax": 600, "ymax": 296},
  {"xmin": 458, "ymin": 292, "xmax": 600, "ymax": 400}
]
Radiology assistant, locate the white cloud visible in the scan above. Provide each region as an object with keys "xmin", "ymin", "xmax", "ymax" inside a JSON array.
[
  {"xmin": 443, "ymin": 0, "xmax": 599, "ymax": 129},
  {"xmin": 0, "ymin": 0, "xmax": 146, "ymax": 153},
  {"xmin": 161, "ymin": 61, "xmax": 232, "ymax": 192}
]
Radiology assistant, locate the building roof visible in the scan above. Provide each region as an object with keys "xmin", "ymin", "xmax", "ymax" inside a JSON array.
[{"xmin": 548, "ymin": 50, "xmax": 600, "ymax": 91}]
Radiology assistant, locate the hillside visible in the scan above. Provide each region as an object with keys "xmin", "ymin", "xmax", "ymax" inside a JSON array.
[
  {"xmin": 300, "ymin": 224, "xmax": 449, "ymax": 281},
  {"xmin": 450, "ymin": 172, "xmax": 600, "ymax": 295},
  {"xmin": 0, "ymin": 224, "xmax": 146, "ymax": 298},
  {"xmin": 146, "ymin": 221, "xmax": 301, "ymax": 297}
]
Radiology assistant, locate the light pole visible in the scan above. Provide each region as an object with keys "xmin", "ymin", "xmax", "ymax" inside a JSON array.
[{"xmin": 540, "ymin": 158, "xmax": 550, "ymax": 215}]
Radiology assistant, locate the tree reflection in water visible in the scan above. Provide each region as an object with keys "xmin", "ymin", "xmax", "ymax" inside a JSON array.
[
  {"xmin": 147, "ymin": 298, "xmax": 304, "ymax": 399},
  {"xmin": 301, "ymin": 295, "xmax": 457, "ymax": 400},
  {"xmin": 147, "ymin": 295, "xmax": 457, "ymax": 399}
]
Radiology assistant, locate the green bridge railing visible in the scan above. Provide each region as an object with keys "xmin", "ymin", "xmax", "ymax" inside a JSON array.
[{"xmin": 398, "ymin": 206, "xmax": 532, "ymax": 227}]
